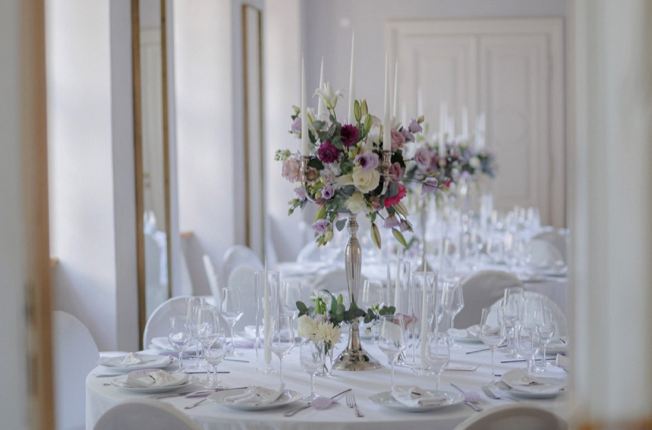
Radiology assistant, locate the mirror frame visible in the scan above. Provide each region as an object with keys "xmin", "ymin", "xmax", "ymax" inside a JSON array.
[{"xmin": 131, "ymin": 0, "xmax": 173, "ymax": 344}]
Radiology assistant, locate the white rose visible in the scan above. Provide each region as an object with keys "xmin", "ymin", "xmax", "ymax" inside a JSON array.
[
  {"xmin": 469, "ymin": 156, "xmax": 481, "ymax": 169},
  {"xmin": 297, "ymin": 315, "xmax": 317, "ymax": 339},
  {"xmin": 346, "ymin": 192, "xmax": 367, "ymax": 214},
  {"xmin": 351, "ymin": 166, "xmax": 380, "ymax": 193}
]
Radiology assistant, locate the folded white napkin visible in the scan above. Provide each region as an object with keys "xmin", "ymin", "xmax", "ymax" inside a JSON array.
[
  {"xmin": 123, "ymin": 370, "xmax": 188, "ymax": 388},
  {"xmin": 121, "ymin": 352, "xmax": 144, "ymax": 365},
  {"xmin": 391, "ymin": 386, "xmax": 448, "ymax": 407},
  {"xmin": 465, "ymin": 325, "xmax": 480, "ymax": 339},
  {"xmin": 222, "ymin": 385, "xmax": 285, "ymax": 406},
  {"xmin": 98, "ymin": 353, "xmax": 171, "ymax": 368},
  {"xmin": 501, "ymin": 369, "xmax": 561, "ymax": 395}
]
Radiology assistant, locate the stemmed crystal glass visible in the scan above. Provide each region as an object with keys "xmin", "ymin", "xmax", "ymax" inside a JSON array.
[
  {"xmin": 378, "ymin": 315, "xmax": 407, "ymax": 389},
  {"xmin": 501, "ymin": 287, "xmax": 524, "ymax": 356},
  {"xmin": 361, "ymin": 280, "xmax": 384, "ymax": 343},
  {"xmin": 168, "ymin": 316, "xmax": 190, "ymax": 372},
  {"xmin": 440, "ymin": 279, "xmax": 464, "ymax": 348},
  {"xmin": 194, "ymin": 306, "xmax": 220, "ymax": 387},
  {"xmin": 425, "ymin": 331, "xmax": 450, "ymax": 391},
  {"xmin": 221, "ymin": 286, "xmax": 244, "ymax": 356},
  {"xmin": 299, "ymin": 339, "xmax": 324, "ymax": 401},
  {"xmin": 271, "ymin": 314, "xmax": 295, "ymax": 385},
  {"xmin": 516, "ymin": 295, "xmax": 542, "ymax": 374},
  {"xmin": 186, "ymin": 297, "xmax": 206, "ymax": 369},
  {"xmin": 479, "ymin": 306, "xmax": 506, "ymax": 387},
  {"xmin": 204, "ymin": 332, "xmax": 227, "ymax": 388},
  {"xmin": 534, "ymin": 306, "xmax": 556, "ymax": 369}
]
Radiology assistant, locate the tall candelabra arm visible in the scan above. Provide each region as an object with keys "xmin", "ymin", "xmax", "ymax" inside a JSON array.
[
  {"xmin": 301, "ymin": 155, "xmax": 318, "ymax": 203},
  {"xmin": 380, "ymin": 150, "xmax": 392, "ymax": 195}
]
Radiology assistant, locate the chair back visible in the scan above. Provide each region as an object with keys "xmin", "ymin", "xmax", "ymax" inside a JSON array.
[
  {"xmin": 142, "ymin": 296, "xmax": 189, "ymax": 348},
  {"xmin": 93, "ymin": 398, "xmax": 202, "ymax": 430},
  {"xmin": 490, "ymin": 290, "xmax": 568, "ymax": 337},
  {"xmin": 53, "ymin": 310, "xmax": 99, "ymax": 430},
  {"xmin": 532, "ymin": 230, "xmax": 567, "ymax": 263},
  {"xmin": 452, "ymin": 404, "xmax": 567, "ymax": 430},
  {"xmin": 203, "ymin": 254, "xmax": 220, "ymax": 302},
  {"xmin": 220, "ymin": 245, "xmax": 263, "ymax": 291},
  {"xmin": 455, "ymin": 271, "xmax": 523, "ymax": 328},
  {"xmin": 527, "ymin": 239, "xmax": 564, "ymax": 266}
]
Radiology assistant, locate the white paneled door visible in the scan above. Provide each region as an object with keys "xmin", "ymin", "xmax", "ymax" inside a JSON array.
[{"xmin": 387, "ymin": 19, "xmax": 565, "ymax": 227}]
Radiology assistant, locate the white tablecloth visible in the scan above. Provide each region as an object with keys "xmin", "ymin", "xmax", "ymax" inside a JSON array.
[{"xmin": 86, "ymin": 343, "xmax": 568, "ymax": 430}]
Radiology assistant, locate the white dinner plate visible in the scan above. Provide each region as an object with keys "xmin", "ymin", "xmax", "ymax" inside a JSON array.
[
  {"xmin": 497, "ymin": 370, "xmax": 565, "ymax": 399},
  {"xmin": 98, "ymin": 354, "xmax": 176, "ymax": 372},
  {"xmin": 208, "ymin": 388, "xmax": 302, "ymax": 411},
  {"xmin": 368, "ymin": 390, "xmax": 464, "ymax": 412},
  {"xmin": 110, "ymin": 373, "xmax": 194, "ymax": 394}
]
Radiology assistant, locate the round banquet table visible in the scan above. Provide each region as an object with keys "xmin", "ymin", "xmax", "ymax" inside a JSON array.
[{"xmin": 86, "ymin": 342, "xmax": 568, "ymax": 430}]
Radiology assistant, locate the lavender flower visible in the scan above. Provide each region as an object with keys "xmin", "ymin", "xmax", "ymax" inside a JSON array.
[
  {"xmin": 312, "ymin": 219, "xmax": 331, "ymax": 235},
  {"xmin": 294, "ymin": 186, "xmax": 306, "ymax": 201},
  {"xmin": 340, "ymin": 124, "xmax": 360, "ymax": 147},
  {"xmin": 354, "ymin": 152, "xmax": 379, "ymax": 171},
  {"xmin": 291, "ymin": 117, "xmax": 302, "ymax": 133},
  {"xmin": 414, "ymin": 147, "xmax": 431, "ymax": 170},
  {"xmin": 399, "ymin": 220, "xmax": 411, "ymax": 232},
  {"xmin": 421, "ymin": 177, "xmax": 439, "ymax": 195},
  {"xmin": 401, "ymin": 128, "xmax": 414, "ymax": 142},
  {"xmin": 390, "ymin": 129, "xmax": 405, "ymax": 151},
  {"xmin": 321, "ymin": 184, "xmax": 335, "ymax": 200},
  {"xmin": 318, "ymin": 141, "xmax": 339, "ymax": 164},
  {"xmin": 384, "ymin": 215, "xmax": 400, "ymax": 229},
  {"xmin": 408, "ymin": 119, "xmax": 422, "ymax": 134}
]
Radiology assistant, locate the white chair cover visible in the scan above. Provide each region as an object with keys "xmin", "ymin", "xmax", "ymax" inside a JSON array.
[
  {"xmin": 203, "ymin": 254, "xmax": 220, "ymax": 302},
  {"xmin": 53, "ymin": 310, "xmax": 99, "ymax": 430},
  {"xmin": 220, "ymin": 245, "xmax": 263, "ymax": 291},
  {"xmin": 532, "ymin": 230, "xmax": 567, "ymax": 263},
  {"xmin": 227, "ymin": 264, "xmax": 259, "ymax": 328},
  {"xmin": 492, "ymin": 291, "xmax": 568, "ymax": 337},
  {"xmin": 296, "ymin": 241, "xmax": 320, "ymax": 263},
  {"xmin": 93, "ymin": 398, "xmax": 202, "ymax": 430},
  {"xmin": 311, "ymin": 268, "xmax": 359, "ymax": 297},
  {"xmin": 527, "ymin": 239, "xmax": 564, "ymax": 266},
  {"xmin": 452, "ymin": 404, "xmax": 567, "ymax": 430},
  {"xmin": 142, "ymin": 296, "xmax": 189, "ymax": 348},
  {"xmin": 455, "ymin": 271, "xmax": 523, "ymax": 328}
]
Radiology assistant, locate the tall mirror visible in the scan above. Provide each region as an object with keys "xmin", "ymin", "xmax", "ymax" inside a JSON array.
[{"xmin": 132, "ymin": 0, "xmax": 172, "ymax": 341}]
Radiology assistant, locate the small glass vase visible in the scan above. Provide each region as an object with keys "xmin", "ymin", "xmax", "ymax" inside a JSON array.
[{"xmin": 315, "ymin": 341, "xmax": 335, "ymax": 377}]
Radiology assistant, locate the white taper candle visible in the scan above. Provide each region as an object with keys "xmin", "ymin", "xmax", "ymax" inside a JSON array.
[
  {"xmin": 301, "ymin": 57, "xmax": 308, "ymax": 155},
  {"xmin": 393, "ymin": 60, "xmax": 398, "ymax": 118},
  {"xmin": 317, "ymin": 57, "xmax": 325, "ymax": 118},
  {"xmin": 348, "ymin": 30, "xmax": 356, "ymax": 124},
  {"xmin": 383, "ymin": 53, "xmax": 391, "ymax": 151}
]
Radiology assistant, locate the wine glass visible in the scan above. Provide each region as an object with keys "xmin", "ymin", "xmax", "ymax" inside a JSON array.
[
  {"xmin": 377, "ymin": 315, "xmax": 407, "ymax": 389},
  {"xmin": 271, "ymin": 314, "xmax": 295, "ymax": 385},
  {"xmin": 168, "ymin": 316, "xmax": 190, "ymax": 372},
  {"xmin": 501, "ymin": 287, "xmax": 524, "ymax": 356},
  {"xmin": 516, "ymin": 295, "xmax": 542, "ymax": 374},
  {"xmin": 194, "ymin": 306, "xmax": 220, "ymax": 385},
  {"xmin": 534, "ymin": 306, "xmax": 556, "ymax": 369},
  {"xmin": 221, "ymin": 287, "xmax": 244, "ymax": 356},
  {"xmin": 479, "ymin": 306, "xmax": 506, "ymax": 386},
  {"xmin": 280, "ymin": 280, "xmax": 303, "ymax": 317},
  {"xmin": 299, "ymin": 339, "xmax": 324, "ymax": 401},
  {"xmin": 425, "ymin": 332, "xmax": 450, "ymax": 391},
  {"xmin": 186, "ymin": 297, "xmax": 206, "ymax": 369},
  {"xmin": 440, "ymin": 279, "xmax": 464, "ymax": 348},
  {"xmin": 204, "ymin": 333, "xmax": 227, "ymax": 388},
  {"xmin": 361, "ymin": 280, "xmax": 384, "ymax": 342}
]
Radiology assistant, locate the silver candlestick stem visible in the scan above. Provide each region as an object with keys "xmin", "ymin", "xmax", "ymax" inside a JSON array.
[
  {"xmin": 300, "ymin": 155, "xmax": 318, "ymax": 203},
  {"xmin": 332, "ymin": 214, "xmax": 381, "ymax": 371},
  {"xmin": 380, "ymin": 150, "xmax": 392, "ymax": 195}
]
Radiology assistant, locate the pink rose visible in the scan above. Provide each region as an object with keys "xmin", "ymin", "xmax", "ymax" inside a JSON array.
[
  {"xmin": 282, "ymin": 158, "xmax": 300, "ymax": 182},
  {"xmin": 391, "ymin": 129, "xmax": 405, "ymax": 151},
  {"xmin": 389, "ymin": 162, "xmax": 404, "ymax": 181}
]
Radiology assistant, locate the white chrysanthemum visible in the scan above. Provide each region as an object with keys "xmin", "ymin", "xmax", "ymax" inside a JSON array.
[
  {"xmin": 314, "ymin": 321, "xmax": 341, "ymax": 345},
  {"xmin": 297, "ymin": 315, "xmax": 318, "ymax": 339}
]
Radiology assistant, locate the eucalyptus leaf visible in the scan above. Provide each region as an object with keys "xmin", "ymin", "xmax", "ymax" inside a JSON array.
[{"xmin": 335, "ymin": 219, "xmax": 347, "ymax": 231}]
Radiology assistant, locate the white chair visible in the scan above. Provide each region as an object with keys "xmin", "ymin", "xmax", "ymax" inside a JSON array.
[
  {"xmin": 227, "ymin": 264, "xmax": 260, "ymax": 328},
  {"xmin": 492, "ymin": 291, "xmax": 568, "ymax": 337},
  {"xmin": 311, "ymin": 268, "xmax": 356, "ymax": 295},
  {"xmin": 143, "ymin": 296, "xmax": 189, "ymax": 348},
  {"xmin": 454, "ymin": 271, "xmax": 523, "ymax": 328},
  {"xmin": 532, "ymin": 230, "xmax": 567, "ymax": 263},
  {"xmin": 452, "ymin": 404, "xmax": 567, "ymax": 430},
  {"xmin": 93, "ymin": 398, "xmax": 203, "ymax": 430},
  {"xmin": 220, "ymin": 245, "xmax": 263, "ymax": 291},
  {"xmin": 203, "ymin": 254, "xmax": 220, "ymax": 302},
  {"xmin": 527, "ymin": 239, "xmax": 564, "ymax": 267},
  {"xmin": 296, "ymin": 241, "xmax": 320, "ymax": 263},
  {"xmin": 53, "ymin": 310, "xmax": 99, "ymax": 430}
]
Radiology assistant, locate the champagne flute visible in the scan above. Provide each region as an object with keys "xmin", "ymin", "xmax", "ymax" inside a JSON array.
[
  {"xmin": 194, "ymin": 306, "xmax": 220, "ymax": 386},
  {"xmin": 271, "ymin": 314, "xmax": 295, "ymax": 385},
  {"xmin": 479, "ymin": 306, "xmax": 506, "ymax": 387},
  {"xmin": 204, "ymin": 334, "xmax": 227, "ymax": 388},
  {"xmin": 501, "ymin": 287, "xmax": 524, "ymax": 356},
  {"xmin": 517, "ymin": 295, "xmax": 542, "ymax": 374},
  {"xmin": 534, "ymin": 306, "xmax": 556, "ymax": 369},
  {"xmin": 186, "ymin": 297, "xmax": 205, "ymax": 369},
  {"xmin": 168, "ymin": 316, "xmax": 190, "ymax": 372},
  {"xmin": 440, "ymin": 279, "xmax": 464, "ymax": 348},
  {"xmin": 425, "ymin": 332, "xmax": 450, "ymax": 392},
  {"xmin": 361, "ymin": 280, "xmax": 384, "ymax": 343},
  {"xmin": 221, "ymin": 287, "xmax": 244, "ymax": 356},
  {"xmin": 377, "ymin": 315, "xmax": 407, "ymax": 390},
  {"xmin": 299, "ymin": 339, "xmax": 324, "ymax": 401}
]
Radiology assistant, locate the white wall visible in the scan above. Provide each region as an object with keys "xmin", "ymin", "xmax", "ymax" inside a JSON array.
[
  {"xmin": 0, "ymin": 1, "xmax": 30, "ymax": 426},
  {"xmin": 47, "ymin": 0, "xmax": 139, "ymax": 351}
]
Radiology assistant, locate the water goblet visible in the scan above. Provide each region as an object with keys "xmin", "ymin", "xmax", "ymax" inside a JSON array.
[
  {"xmin": 186, "ymin": 297, "xmax": 206, "ymax": 368},
  {"xmin": 168, "ymin": 316, "xmax": 190, "ymax": 372},
  {"xmin": 194, "ymin": 306, "xmax": 220, "ymax": 384},
  {"xmin": 204, "ymin": 335, "xmax": 227, "ymax": 388},
  {"xmin": 299, "ymin": 339, "xmax": 324, "ymax": 401},
  {"xmin": 271, "ymin": 314, "xmax": 295, "ymax": 385},
  {"xmin": 425, "ymin": 332, "xmax": 450, "ymax": 392},
  {"xmin": 221, "ymin": 286, "xmax": 244, "ymax": 356},
  {"xmin": 501, "ymin": 287, "xmax": 524, "ymax": 356},
  {"xmin": 377, "ymin": 315, "xmax": 407, "ymax": 390},
  {"xmin": 534, "ymin": 306, "xmax": 556, "ymax": 369},
  {"xmin": 479, "ymin": 306, "xmax": 506, "ymax": 386}
]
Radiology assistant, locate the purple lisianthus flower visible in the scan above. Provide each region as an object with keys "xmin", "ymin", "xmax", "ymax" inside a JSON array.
[
  {"xmin": 414, "ymin": 147, "xmax": 431, "ymax": 170},
  {"xmin": 421, "ymin": 177, "xmax": 439, "ymax": 195},
  {"xmin": 318, "ymin": 141, "xmax": 340, "ymax": 164},
  {"xmin": 354, "ymin": 152, "xmax": 379, "ymax": 171},
  {"xmin": 312, "ymin": 219, "xmax": 331, "ymax": 235},
  {"xmin": 401, "ymin": 128, "xmax": 414, "ymax": 142},
  {"xmin": 384, "ymin": 215, "xmax": 400, "ymax": 229},
  {"xmin": 294, "ymin": 186, "xmax": 306, "ymax": 201},
  {"xmin": 291, "ymin": 117, "xmax": 301, "ymax": 133},
  {"xmin": 408, "ymin": 119, "xmax": 422, "ymax": 134},
  {"xmin": 321, "ymin": 184, "xmax": 335, "ymax": 200},
  {"xmin": 340, "ymin": 124, "xmax": 360, "ymax": 147}
]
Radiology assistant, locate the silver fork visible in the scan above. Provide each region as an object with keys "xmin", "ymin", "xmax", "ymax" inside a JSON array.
[
  {"xmin": 345, "ymin": 392, "xmax": 363, "ymax": 418},
  {"xmin": 481, "ymin": 385, "xmax": 520, "ymax": 402}
]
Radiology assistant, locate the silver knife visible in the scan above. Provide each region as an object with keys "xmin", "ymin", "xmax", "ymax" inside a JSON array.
[{"xmin": 284, "ymin": 388, "xmax": 352, "ymax": 417}]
